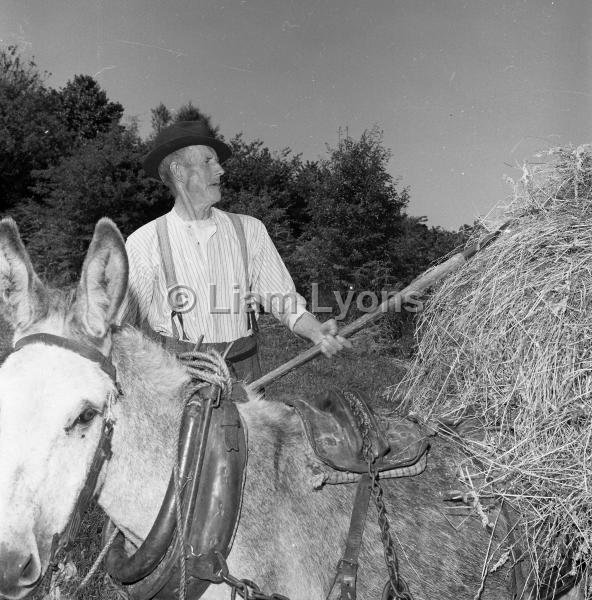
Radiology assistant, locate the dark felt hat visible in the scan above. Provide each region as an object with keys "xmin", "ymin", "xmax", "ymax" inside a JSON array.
[{"xmin": 142, "ymin": 120, "xmax": 232, "ymax": 180}]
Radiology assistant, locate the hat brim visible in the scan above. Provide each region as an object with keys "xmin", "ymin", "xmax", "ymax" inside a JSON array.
[{"xmin": 142, "ymin": 135, "xmax": 232, "ymax": 180}]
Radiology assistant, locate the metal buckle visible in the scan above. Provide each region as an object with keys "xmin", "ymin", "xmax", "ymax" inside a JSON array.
[{"xmin": 337, "ymin": 557, "xmax": 358, "ymax": 585}]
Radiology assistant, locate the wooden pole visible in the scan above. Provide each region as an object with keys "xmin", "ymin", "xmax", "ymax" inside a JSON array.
[{"xmin": 248, "ymin": 222, "xmax": 512, "ymax": 393}]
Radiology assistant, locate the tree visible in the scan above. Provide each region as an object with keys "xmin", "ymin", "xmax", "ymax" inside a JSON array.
[
  {"xmin": 293, "ymin": 127, "xmax": 410, "ymax": 293},
  {"xmin": 0, "ymin": 44, "xmax": 43, "ymax": 89},
  {"xmin": 386, "ymin": 216, "xmax": 466, "ymax": 284},
  {"xmin": 0, "ymin": 46, "xmax": 71, "ymax": 211},
  {"xmin": 219, "ymin": 135, "xmax": 316, "ymax": 255},
  {"xmin": 174, "ymin": 102, "xmax": 219, "ymax": 135},
  {"xmin": 10, "ymin": 123, "xmax": 166, "ymax": 284},
  {"xmin": 0, "ymin": 50, "xmax": 124, "ymax": 213},
  {"xmin": 58, "ymin": 74, "xmax": 124, "ymax": 141},
  {"xmin": 150, "ymin": 102, "xmax": 172, "ymax": 135}
]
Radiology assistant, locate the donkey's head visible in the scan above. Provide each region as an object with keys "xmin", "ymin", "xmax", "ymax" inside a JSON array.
[{"xmin": 0, "ymin": 218, "xmax": 128, "ymax": 599}]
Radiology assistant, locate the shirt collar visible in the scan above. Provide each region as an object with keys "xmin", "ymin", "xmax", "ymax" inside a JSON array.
[{"xmin": 168, "ymin": 206, "xmax": 218, "ymax": 228}]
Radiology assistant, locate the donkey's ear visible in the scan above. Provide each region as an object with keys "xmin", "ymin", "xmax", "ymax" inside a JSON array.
[
  {"xmin": 0, "ymin": 218, "xmax": 46, "ymax": 330},
  {"xmin": 73, "ymin": 218, "xmax": 128, "ymax": 339}
]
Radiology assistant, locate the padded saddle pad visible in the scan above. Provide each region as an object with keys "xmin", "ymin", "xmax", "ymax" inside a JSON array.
[{"xmin": 288, "ymin": 388, "xmax": 429, "ymax": 473}]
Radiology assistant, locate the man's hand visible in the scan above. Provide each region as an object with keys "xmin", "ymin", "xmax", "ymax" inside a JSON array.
[
  {"xmin": 315, "ymin": 318, "xmax": 352, "ymax": 357},
  {"xmin": 293, "ymin": 313, "xmax": 352, "ymax": 358}
]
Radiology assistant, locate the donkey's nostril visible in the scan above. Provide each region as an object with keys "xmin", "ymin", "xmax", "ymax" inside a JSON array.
[
  {"xmin": 21, "ymin": 553, "xmax": 39, "ymax": 585},
  {"xmin": 0, "ymin": 548, "xmax": 41, "ymax": 595}
]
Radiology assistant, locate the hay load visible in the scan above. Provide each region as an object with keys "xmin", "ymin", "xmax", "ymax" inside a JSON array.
[{"xmin": 397, "ymin": 145, "xmax": 592, "ymax": 596}]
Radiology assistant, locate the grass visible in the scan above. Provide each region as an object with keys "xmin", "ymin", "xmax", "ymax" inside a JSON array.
[
  {"xmin": 258, "ymin": 314, "xmax": 410, "ymax": 408},
  {"xmin": 0, "ymin": 313, "xmax": 407, "ymax": 597}
]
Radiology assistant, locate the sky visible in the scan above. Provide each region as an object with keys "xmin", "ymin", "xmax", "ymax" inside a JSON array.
[{"xmin": 1, "ymin": 0, "xmax": 591, "ymax": 229}]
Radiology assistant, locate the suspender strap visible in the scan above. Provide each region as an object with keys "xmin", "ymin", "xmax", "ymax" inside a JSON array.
[
  {"xmin": 227, "ymin": 212, "xmax": 258, "ymax": 334},
  {"xmin": 155, "ymin": 216, "xmax": 188, "ymax": 341},
  {"xmin": 155, "ymin": 212, "xmax": 257, "ymax": 340},
  {"xmin": 155, "ymin": 216, "xmax": 176, "ymax": 289}
]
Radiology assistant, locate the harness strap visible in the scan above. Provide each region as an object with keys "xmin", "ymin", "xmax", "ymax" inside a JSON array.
[
  {"xmin": 12, "ymin": 333, "xmax": 117, "ymax": 383},
  {"xmin": 61, "ymin": 419, "xmax": 114, "ymax": 551},
  {"xmin": 32, "ymin": 417, "xmax": 114, "ymax": 598},
  {"xmin": 227, "ymin": 212, "xmax": 258, "ymax": 334},
  {"xmin": 155, "ymin": 215, "xmax": 188, "ymax": 341},
  {"xmin": 327, "ymin": 474, "xmax": 372, "ymax": 600}
]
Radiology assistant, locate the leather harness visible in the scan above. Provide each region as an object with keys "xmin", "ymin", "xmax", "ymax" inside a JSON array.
[
  {"xmin": 7, "ymin": 326, "xmax": 428, "ymax": 600},
  {"xmin": 8, "ymin": 331, "xmax": 247, "ymax": 600},
  {"xmin": 105, "ymin": 383, "xmax": 246, "ymax": 600}
]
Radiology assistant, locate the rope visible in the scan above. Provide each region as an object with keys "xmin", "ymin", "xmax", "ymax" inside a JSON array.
[
  {"xmin": 173, "ymin": 464, "xmax": 187, "ymax": 600},
  {"xmin": 76, "ymin": 525, "xmax": 121, "ymax": 591},
  {"xmin": 177, "ymin": 349, "xmax": 233, "ymax": 398}
]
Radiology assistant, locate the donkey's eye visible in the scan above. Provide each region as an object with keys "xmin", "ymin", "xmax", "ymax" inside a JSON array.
[
  {"xmin": 64, "ymin": 406, "xmax": 100, "ymax": 434},
  {"xmin": 76, "ymin": 407, "xmax": 99, "ymax": 426}
]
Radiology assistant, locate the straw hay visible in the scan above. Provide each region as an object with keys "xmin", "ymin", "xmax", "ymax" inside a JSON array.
[{"xmin": 395, "ymin": 145, "xmax": 592, "ymax": 597}]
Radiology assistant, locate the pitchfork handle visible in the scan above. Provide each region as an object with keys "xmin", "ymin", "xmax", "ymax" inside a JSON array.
[{"xmin": 248, "ymin": 224, "xmax": 510, "ymax": 393}]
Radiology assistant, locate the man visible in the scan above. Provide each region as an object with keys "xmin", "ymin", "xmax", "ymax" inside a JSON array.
[{"xmin": 120, "ymin": 120, "xmax": 350, "ymax": 383}]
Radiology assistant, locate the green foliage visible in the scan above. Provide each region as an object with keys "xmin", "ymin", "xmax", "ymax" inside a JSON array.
[
  {"xmin": 219, "ymin": 135, "xmax": 316, "ymax": 256},
  {"xmin": 0, "ymin": 47, "xmax": 125, "ymax": 212},
  {"xmin": 173, "ymin": 102, "xmax": 219, "ymax": 135},
  {"xmin": 150, "ymin": 102, "xmax": 172, "ymax": 135},
  {"xmin": 58, "ymin": 74, "xmax": 124, "ymax": 141},
  {"xmin": 0, "ymin": 45, "xmax": 44, "ymax": 88},
  {"xmin": 387, "ymin": 216, "xmax": 467, "ymax": 283},
  {"xmin": 10, "ymin": 124, "xmax": 167, "ymax": 284},
  {"xmin": 0, "ymin": 47, "xmax": 71, "ymax": 210},
  {"xmin": 292, "ymin": 127, "xmax": 410, "ymax": 292},
  {"xmin": 148, "ymin": 101, "xmax": 220, "ymax": 140}
]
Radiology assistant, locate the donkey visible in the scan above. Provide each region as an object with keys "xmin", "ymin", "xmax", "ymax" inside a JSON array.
[{"xmin": 0, "ymin": 217, "xmax": 521, "ymax": 599}]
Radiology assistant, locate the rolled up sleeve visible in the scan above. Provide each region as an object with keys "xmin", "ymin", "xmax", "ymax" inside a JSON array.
[{"xmin": 249, "ymin": 220, "xmax": 309, "ymax": 331}]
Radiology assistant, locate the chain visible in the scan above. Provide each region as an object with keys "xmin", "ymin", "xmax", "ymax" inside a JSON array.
[
  {"xmin": 206, "ymin": 551, "xmax": 291, "ymax": 600},
  {"xmin": 346, "ymin": 393, "xmax": 414, "ymax": 600},
  {"xmin": 222, "ymin": 574, "xmax": 291, "ymax": 600}
]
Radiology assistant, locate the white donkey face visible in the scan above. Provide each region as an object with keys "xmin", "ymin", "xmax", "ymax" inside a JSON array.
[
  {"xmin": 0, "ymin": 347, "xmax": 114, "ymax": 598},
  {"xmin": 0, "ymin": 218, "xmax": 127, "ymax": 599}
]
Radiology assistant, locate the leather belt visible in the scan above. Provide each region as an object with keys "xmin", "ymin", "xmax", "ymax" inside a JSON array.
[{"xmin": 141, "ymin": 326, "xmax": 258, "ymax": 364}]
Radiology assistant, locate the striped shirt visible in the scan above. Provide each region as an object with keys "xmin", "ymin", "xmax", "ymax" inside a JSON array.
[{"xmin": 119, "ymin": 207, "xmax": 309, "ymax": 343}]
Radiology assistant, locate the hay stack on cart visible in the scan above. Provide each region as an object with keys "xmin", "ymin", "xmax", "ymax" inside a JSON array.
[{"xmin": 397, "ymin": 145, "xmax": 592, "ymax": 597}]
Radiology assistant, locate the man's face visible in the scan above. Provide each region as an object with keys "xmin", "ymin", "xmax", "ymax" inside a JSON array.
[{"xmin": 178, "ymin": 145, "xmax": 224, "ymax": 205}]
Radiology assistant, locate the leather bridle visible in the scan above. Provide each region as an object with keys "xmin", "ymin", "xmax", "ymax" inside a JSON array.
[
  {"xmin": 7, "ymin": 332, "xmax": 246, "ymax": 600},
  {"xmin": 9, "ymin": 332, "xmax": 120, "ymax": 596},
  {"xmin": 13, "ymin": 332, "xmax": 118, "ymax": 383}
]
